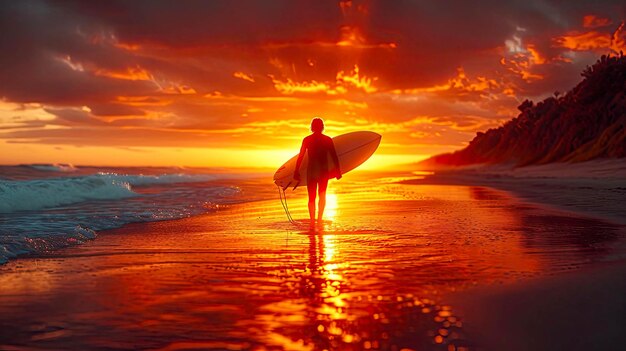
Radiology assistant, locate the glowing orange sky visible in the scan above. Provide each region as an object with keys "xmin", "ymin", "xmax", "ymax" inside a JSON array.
[{"xmin": 0, "ymin": 1, "xmax": 624, "ymax": 168}]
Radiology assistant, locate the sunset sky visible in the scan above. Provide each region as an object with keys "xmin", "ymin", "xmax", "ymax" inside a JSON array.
[{"xmin": 1, "ymin": 0, "xmax": 624, "ymax": 169}]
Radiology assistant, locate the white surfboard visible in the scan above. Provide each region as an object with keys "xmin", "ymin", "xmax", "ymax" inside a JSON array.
[{"xmin": 274, "ymin": 131, "xmax": 382, "ymax": 189}]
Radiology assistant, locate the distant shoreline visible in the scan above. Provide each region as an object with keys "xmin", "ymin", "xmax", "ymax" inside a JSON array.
[{"xmin": 405, "ymin": 159, "xmax": 626, "ymax": 226}]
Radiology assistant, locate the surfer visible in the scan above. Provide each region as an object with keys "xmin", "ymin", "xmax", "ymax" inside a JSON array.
[{"xmin": 294, "ymin": 117, "xmax": 342, "ymax": 227}]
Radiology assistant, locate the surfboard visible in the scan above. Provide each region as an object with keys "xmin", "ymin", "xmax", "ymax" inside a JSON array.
[{"xmin": 274, "ymin": 131, "xmax": 382, "ymax": 189}]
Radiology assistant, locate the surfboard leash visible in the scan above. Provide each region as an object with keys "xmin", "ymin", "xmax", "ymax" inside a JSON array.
[{"xmin": 277, "ymin": 184, "xmax": 296, "ymax": 224}]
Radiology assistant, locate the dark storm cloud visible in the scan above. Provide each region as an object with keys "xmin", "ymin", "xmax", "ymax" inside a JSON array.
[
  {"xmin": 0, "ymin": 1, "xmax": 159, "ymax": 104},
  {"xmin": 62, "ymin": 0, "xmax": 345, "ymax": 46},
  {"xmin": 2, "ymin": 0, "xmax": 624, "ymax": 98},
  {"xmin": 0, "ymin": 0, "xmax": 624, "ymax": 151},
  {"xmin": 364, "ymin": 0, "xmax": 625, "ymax": 89}
]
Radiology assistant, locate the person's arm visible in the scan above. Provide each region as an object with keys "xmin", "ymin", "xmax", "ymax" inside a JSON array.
[
  {"xmin": 329, "ymin": 138, "xmax": 342, "ymax": 179},
  {"xmin": 294, "ymin": 138, "xmax": 307, "ymax": 180}
]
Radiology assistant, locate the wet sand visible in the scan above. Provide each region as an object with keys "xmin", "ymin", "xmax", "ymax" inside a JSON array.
[
  {"xmin": 1, "ymin": 177, "xmax": 625, "ymax": 350},
  {"xmin": 408, "ymin": 160, "xmax": 626, "ymax": 225},
  {"xmin": 447, "ymin": 261, "xmax": 626, "ymax": 351}
]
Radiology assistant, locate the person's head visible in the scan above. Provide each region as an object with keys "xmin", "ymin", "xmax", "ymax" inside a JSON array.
[{"xmin": 310, "ymin": 117, "xmax": 324, "ymax": 133}]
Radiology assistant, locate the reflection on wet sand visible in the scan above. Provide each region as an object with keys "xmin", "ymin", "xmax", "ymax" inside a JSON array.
[
  {"xmin": 0, "ymin": 182, "xmax": 624, "ymax": 350},
  {"xmin": 244, "ymin": 224, "xmax": 471, "ymax": 351},
  {"xmin": 468, "ymin": 186, "xmax": 622, "ymax": 270}
]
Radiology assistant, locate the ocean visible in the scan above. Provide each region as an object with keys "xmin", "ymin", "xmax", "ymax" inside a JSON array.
[{"xmin": 0, "ymin": 164, "xmax": 266, "ymax": 264}]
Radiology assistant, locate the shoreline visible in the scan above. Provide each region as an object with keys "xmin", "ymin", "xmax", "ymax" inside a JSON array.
[{"xmin": 403, "ymin": 161, "xmax": 626, "ymax": 226}]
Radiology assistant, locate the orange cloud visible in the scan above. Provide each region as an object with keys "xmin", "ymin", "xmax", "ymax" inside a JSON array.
[
  {"xmin": 554, "ymin": 21, "xmax": 625, "ymax": 53},
  {"xmin": 55, "ymin": 54, "xmax": 155, "ymax": 83},
  {"xmin": 263, "ymin": 7, "xmax": 396, "ymax": 51},
  {"xmin": 336, "ymin": 65, "xmax": 378, "ymax": 93},
  {"xmin": 265, "ymin": 1, "xmax": 395, "ymax": 50},
  {"xmin": 271, "ymin": 65, "xmax": 378, "ymax": 95},
  {"xmin": 500, "ymin": 30, "xmax": 547, "ymax": 82},
  {"xmin": 556, "ymin": 31, "xmax": 612, "ymax": 50},
  {"xmin": 115, "ymin": 96, "xmax": 172, "ymax": 107},
  {"xmin": 501, "ymin": 55, "xmax": 544, "ymax": 81},
  {"xmin": 583, "ymin": 15, "xmax": 612, "ymax": 29},
  {"xmin": 233, "ymin": 71, "xmax": 255, "ymax": 83},
  {"xmin": 113, "ymin": 41, "xmax": 141, "ymax": 52},
  {"xmin": 337, "ymin": 25, "xmax": 366, "ymax": 47},
  {"xmin": 334, "ymin": 25, "xmax": 397, "ymax": 49},
  {"xmin": 526, "ymin": 45, "xmax": 546, "ymax": 64},
  {"xmin": 95, "ymin": 66, "xmax": 153, "ymax": 81},
  {"xmin": 392, "ymin": 67, "xmax": 500, "ymax": 95},
  {"xmin": 161, "ymin": 85, "xmax": 197, "ymax": 95},
  {"xmin": 271, "ymin": 77, "xmax": 330, "ymax": 94}
]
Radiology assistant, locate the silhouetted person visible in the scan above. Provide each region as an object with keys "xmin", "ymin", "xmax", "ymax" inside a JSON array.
[{"xmin": 294, "ymin": 118, "xmax": 341, "ymax": 227}]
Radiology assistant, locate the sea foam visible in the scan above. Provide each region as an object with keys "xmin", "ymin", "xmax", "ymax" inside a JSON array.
[
  {"xmin": 0, "ymin": 171, "xmax": 243, "ymax": 264},
  {"xmin": 0, "ymin": 173, "xmax": 218, "ymax": 213}
]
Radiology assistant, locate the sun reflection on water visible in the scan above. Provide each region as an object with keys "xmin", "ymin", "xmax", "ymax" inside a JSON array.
[{"xmin": 248, "ymin": 223, "xmax": 472, "ymax": 351}]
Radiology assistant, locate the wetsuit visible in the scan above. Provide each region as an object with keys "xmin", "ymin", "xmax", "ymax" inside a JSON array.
[
  {"xmin": 294, "ymin": 131, "xmax": 341, "ymax": 223},
  {"xmin": 305, "ymin": 133, "xmax": 332, "ymax": 181}
]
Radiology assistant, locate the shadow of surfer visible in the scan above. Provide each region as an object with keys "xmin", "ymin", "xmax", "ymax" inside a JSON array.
[{"xmin": 294, "ymin": 118, "xmax": 342, "ymax": 229}]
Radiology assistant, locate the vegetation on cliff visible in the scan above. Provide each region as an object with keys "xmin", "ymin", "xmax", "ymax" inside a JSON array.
[{"xmin": 421, "ymin": 54, "xmax": 626, "ymax": 167}]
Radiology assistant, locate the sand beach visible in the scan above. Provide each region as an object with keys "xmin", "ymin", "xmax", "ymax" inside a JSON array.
[{"xmin": 1, "ymin": 171, "xmax": 624, "ymax": 350}]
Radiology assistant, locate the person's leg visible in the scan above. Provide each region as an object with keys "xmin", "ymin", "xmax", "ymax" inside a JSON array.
[
  {"xmin": 317, "ymin": 177, "xmax": 329, "ymax": 222},
  {"xmin": 307, "ymin": 180, "xmax": 317, "ymax": 226}
]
